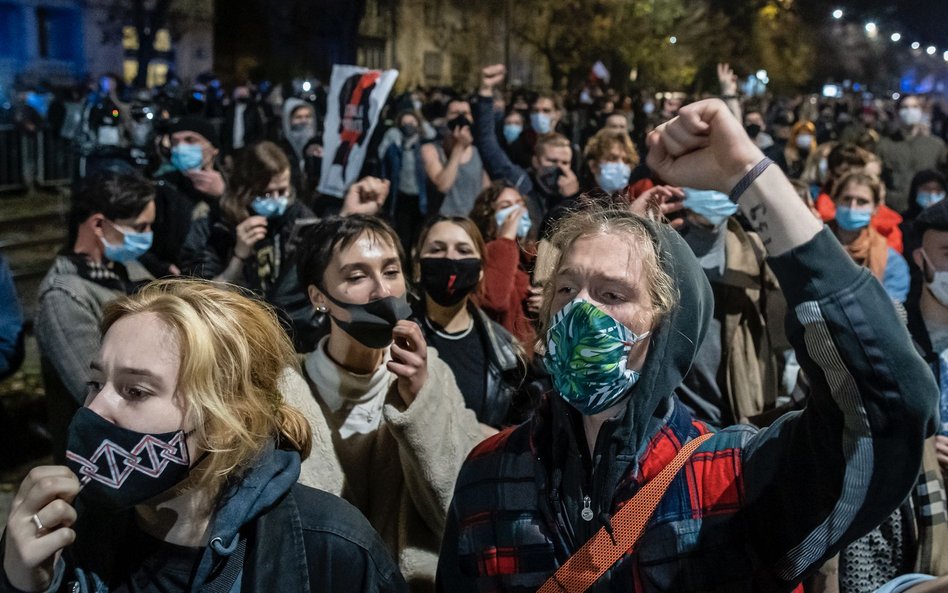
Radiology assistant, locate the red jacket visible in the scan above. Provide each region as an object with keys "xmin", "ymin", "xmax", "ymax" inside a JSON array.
[{"xmin": 478, "ymin": 238, "xmax": 535, "ymax": 355}]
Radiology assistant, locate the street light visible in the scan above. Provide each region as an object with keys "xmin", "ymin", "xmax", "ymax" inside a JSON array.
[
  {"xmin": 832, "ymin": 9, "xmax": 843, "ymax": 19},
  {"xmin": 864, "ymin": 22, "xmax": 877, "ymax": 37},
  {"xmin": 890, "ymin": 33, "xmax": 902, "ymax": 42},
  {"xmin": 911, "ymin": 42, "xmax": 921, "ymax": 50},
  {"xmin": 944, "ymin": 51, "xmax": 948, "ymax": 62},
  {"xmin": 669, "ymin": 36, "xmax": 677, "ymax": 44},
  {"xmin": 927, "ymin": 45, "xmax": 937, "ymax": 56}
]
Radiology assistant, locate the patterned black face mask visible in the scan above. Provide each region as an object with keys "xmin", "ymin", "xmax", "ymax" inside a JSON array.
[{"xmin": 65, "ymin": 407, "xmax": 194, "ymax": 511}]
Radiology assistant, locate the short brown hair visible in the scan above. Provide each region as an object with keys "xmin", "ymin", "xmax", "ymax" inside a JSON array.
[
  {"xmin": 297, "ymin": 214, "xmax": 405, "ymax": 290},
  {"xmin": 534, "ymin": 133, "xmax": 571, "ymax": 158}
]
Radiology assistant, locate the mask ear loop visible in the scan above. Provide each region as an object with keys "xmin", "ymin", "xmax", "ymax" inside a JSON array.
[
  {"xmin": 621, "ymin": 330, "xmax": 650, "ymax": 348},
  {"xmin": 920, "ymin": 249, "xmax": 937, "ymax": 283}
]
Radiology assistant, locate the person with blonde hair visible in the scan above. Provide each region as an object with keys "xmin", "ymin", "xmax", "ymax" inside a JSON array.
[
  {"xmin": 438, "ymin": 98, "xmax": 935, "ymax": 592},
  {"xmin": 829, "ymin": 171, "xmax": 910, "ymax": 303},
  {"xmin": 583, "ymin": 128, "xmax": 639, "ymax": 194},
  {"xmin": 785, "ymin": 120, "xmax": 817, "ymax": 179},
  {"xmin": 1, "ymin": 279, "xmax": 406, "ymax": 593}
]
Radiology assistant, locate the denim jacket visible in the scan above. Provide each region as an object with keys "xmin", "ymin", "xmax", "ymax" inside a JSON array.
[{"xmin": 0, "ymin": 445, "xmax": 407, "ymax": 593}]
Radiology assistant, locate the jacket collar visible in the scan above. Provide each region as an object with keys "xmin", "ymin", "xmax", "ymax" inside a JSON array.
[{"xmin": 473, "ymin": 306, "xmax": 520, "ymax": 372}]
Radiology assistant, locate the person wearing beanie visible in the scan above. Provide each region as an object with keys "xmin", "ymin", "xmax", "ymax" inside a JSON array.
[{"xmin": 148, "ymin": 116, "xmax": 227, "ymax": 276}]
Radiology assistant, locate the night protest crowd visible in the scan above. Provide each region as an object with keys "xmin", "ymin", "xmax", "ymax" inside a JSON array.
[{"xmin": 1, "ymin": 54, "xmax": 948, "ymax": 593}]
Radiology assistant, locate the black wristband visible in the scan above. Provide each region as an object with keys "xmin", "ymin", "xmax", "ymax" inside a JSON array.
[
  {"xmin": 728, "ymin": 157, "xmax": 774, "ymax": 203},
  {"xmin": 720, "ymin": 94, "xmax": 739, "ymax": 100}
]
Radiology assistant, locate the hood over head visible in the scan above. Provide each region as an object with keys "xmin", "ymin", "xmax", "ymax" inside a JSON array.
[
  {"xmin": 282, "ymin": 98, "xmax": 316, "ymax": 159},
  {"xmin": 541, "ymin": 213, "xmax": 713, "ymax": 470},
  {"xmin": 65, "ymin": 442, "xmax": 301, "ymax": 590}
]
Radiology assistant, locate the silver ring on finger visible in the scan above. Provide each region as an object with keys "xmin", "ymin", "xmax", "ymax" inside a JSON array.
[{"xmin": 32, "ymin": 513, "xmax": 44, "ymax": 533}]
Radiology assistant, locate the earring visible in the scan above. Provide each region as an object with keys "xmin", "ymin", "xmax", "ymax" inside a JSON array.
[{"xmin": 315, "ymin": 305, "xmax": 328, "ymax": 314}]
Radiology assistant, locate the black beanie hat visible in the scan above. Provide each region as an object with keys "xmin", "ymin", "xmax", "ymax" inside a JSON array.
[
  {"xmin": 915, "ymin": 198, "xmax": 948, "ymax": 235},
  {"xmin": 168, "ymin": 116, "xmax": 219, "ymax": 148}
]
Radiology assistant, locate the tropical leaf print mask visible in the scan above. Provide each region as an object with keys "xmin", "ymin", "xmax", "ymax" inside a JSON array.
[{"xmin": 543, "ymin": 299, "xmax": 648, "ymax": 415}]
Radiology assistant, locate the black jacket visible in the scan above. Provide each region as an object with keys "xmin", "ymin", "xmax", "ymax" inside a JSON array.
[
  {"xmin": 414, "ymin": 302, "xmax": 531, "ymax": 428},
  {"xmin": 144, "ymin": 169, "xmax": 225, "ymax": 276},
  {"xmin": 221, "ymin": 101, "xmax": 267, "ymax": 156},
  {"xmin": 180, "ymin": 200, "xmax": 322, "ymax": 351}
]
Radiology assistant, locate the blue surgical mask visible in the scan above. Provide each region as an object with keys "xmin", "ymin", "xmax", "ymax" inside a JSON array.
[
  {"xmin": 503, "ymin": 123, "xmax": 523, "ymax": 144},
  {"xmin": 917, "ymin": 191, "xmax": 946, "ymax": 209},
  {"xmin": 543, "ymin": 299, "xmax": 649, "ymax": 416},
  {"xmin": 494, "ymin": 204, "xmax": 532, "ymax": 239},
  {"xmin": 597, "ymin": 162, "xmax": 631, "ymax": 193},
  {"xmin": 171, "ymin": 143, "xmax": 204, "ymax": 171},
  {"xmin": 251, "ymin": 196, "xmax": 289, "ymax": 218},
  {"xmin": 102, "ymin": 225, "xmax": 153, "ymax": 263},
  {"xmin": 835, "ymin": 205, "xmax": 873, "ymax": 231},
  {"xmin": 683, "ymin": 188, "xmax": 738, "ymax": 227},
  {"xmin": 530, "ymin": 112, "xmax": 553, "ymax": 135}
]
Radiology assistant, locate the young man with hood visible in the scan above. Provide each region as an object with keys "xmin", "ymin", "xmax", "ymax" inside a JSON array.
[
  {"xmin": 474, "ymin": 65, "xmax": 581, "ymax": 233},
  {"xmin": 437, "ymin": 98, "xmax": 937, "ymax": 592},
  {"xmin": 281, "ymin": 98, "xmax": 322, "ymax": 201}
]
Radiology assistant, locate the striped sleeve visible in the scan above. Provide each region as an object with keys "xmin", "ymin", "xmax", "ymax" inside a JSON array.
[{"xmin": 740, "ymin": 227, "xmax": 937, "ymax": 587}]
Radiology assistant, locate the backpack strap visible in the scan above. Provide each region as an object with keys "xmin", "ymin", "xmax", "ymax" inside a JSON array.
[{"xmin": 539, "ymin": 432, "xmax": 714, "ymax": 593}]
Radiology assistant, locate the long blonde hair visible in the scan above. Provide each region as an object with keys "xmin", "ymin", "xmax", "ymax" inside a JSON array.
[{"xmin": 101, "ymin": 279, "xmax": 312, "ymax": 498}]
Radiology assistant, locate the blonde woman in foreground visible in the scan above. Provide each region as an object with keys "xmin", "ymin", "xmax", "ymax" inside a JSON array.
[{"xmin": 1, "ymin": 280, "xmax": 407, "ymax": 593}]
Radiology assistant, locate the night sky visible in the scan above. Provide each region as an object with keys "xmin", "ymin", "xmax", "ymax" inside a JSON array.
[{"xmin": 835, "ymin": 0, "xmax": 947, "ymax": 48}]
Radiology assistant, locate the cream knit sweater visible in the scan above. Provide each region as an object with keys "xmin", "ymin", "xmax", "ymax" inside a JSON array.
[{"xmin": 281, "ymin": 337, "xmax": 489, "ymax": 592}]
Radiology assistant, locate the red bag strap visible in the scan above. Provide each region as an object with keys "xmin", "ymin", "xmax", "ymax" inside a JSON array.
[{"xmin": 538, "ymin": 432, "xmax": 714, "ymax": 593}]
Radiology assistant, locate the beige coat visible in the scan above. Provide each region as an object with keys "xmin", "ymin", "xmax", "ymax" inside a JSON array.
[{"xmin": 281, "ymin": 346, "xmax": 487, "ymax": 592}]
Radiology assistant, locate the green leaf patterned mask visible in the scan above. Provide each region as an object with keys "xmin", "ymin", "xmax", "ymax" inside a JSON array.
[{"xmin": 543, "ymin": 299, "xmax": 649, "ymax": 416}]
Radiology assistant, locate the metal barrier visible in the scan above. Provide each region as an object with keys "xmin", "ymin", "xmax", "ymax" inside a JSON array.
[
  {"xmin": 0, "ymin": 125, "xmax": 27, "ymax": 192},
  {"xmin": 0, "ymin": 125, "xmax": 76, "ymax": 191},
  {"xmin": 36, "ymin": 131, "xmax": 75, "ymax": 187}
]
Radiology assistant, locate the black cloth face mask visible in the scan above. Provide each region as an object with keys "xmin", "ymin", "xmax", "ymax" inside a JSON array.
[
  {"xmin": 321, "ymin": 289, "xmax": 413, "ymax": 349},
  {"xmin": 420, "ymin": 257, "xmax": 482, "ymax": 307},
  {"xmin": 535, "ymin": 166, "xmax": 563, "ymax": 195},
  {"xmin": 65, "ymin": 407, "xmax": 194, "ymax": 511}
]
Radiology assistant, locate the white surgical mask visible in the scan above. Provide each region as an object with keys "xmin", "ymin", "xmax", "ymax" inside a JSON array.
[
  {"xmin": 900, "ymin": 106, "xmax": 923, "ymax": 127},
  {"xmin": 922, "ymin": 249, "xmax": 948, "ymax": 306},
  {"xmin": 795, "ymin": 134, "xmax": 814, "ymax": 150}
]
